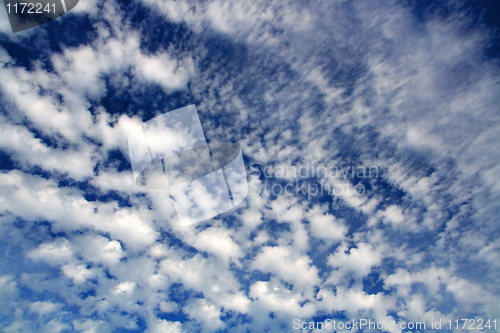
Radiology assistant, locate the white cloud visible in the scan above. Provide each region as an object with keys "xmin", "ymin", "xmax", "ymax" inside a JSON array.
[
  {"xmin": 29, "ymin": 301, "xmax": 62, "ymax": 315},
  {"xmin": 0, "ymin": 170, "xmax": 158, "ymax": 251},
  {"xmin": 62, "ymin": 263, "xmax": 96, "ymax": 284},
  {"xmin": 182, "ymin": 227, "xmax": 243, "ymax": 265},
  {"xmin": 183, "ymin": 298, "xmax": 225, "ymax": 332},
  {"xmin": 145, "ymin": 319, "xmax": 184, "ymax": 333},
  {"xmin": 72, "ymin": 319, "xmax": 110, "ymax": 333},
  {"xmin": 135, "ymin": 53, "xmax": 194, "ymax": 91},
  {"xmin": 328, "ymin": 241, "xmax": 384, "ymax": 284},
  {"xmin": 28, "ymin": 239, "xmax": 73, "ymax": 265},
  {"xmin": 40, "ymin": 319, "xmax": 71, "ymax": 333},
  {"xmin": 251, "ymin": 246, "xmax": 320, "ymax": 296},
  {"xmin": 248, "ymin": 278, "xmax": 316, "ymax": 318},
  {"xmin": 306, "ymin": 204, "xmax": 347, "ymax": 242},
  {"xmin": 159, "ymin": 301, "xmax": 179, "ymax": 313},
  {"xmin": 72, "ymin": 235, "xmax": 124, "ymax": 267},
  {"xmin": 112, "ymin": 281, "xmax": 136, "ymax": 296}
]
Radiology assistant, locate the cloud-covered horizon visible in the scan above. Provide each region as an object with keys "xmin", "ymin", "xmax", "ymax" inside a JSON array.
[{"xmin": 0, "ymin": 0, "xmax": 499, "ymax": 332}]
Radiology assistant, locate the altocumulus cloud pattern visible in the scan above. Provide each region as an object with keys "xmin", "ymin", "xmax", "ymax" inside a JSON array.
[{"xmin": 0, "ymin": 0, "xmax": 499, "ymax": 332}]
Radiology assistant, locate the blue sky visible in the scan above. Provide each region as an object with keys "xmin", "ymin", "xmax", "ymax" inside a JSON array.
[{"xmin": 0, "ymin": 0, "xmax": 499, "ymax": 332}]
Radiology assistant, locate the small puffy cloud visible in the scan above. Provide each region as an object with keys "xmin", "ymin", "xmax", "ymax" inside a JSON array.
[
  {"xmin": 145, "ymin": 319, "xmax": 184, "ymax": 333},
  {"xmin": 62, "ymin": 263, "xmax": 96, "ymax": 284},
  {"xmin": 368, "ymin": 204, "xmax": 413, "ymax": 230},
  {"xmin": 72, "ymin": 319, "xmax": 110, "ymax": 333},
  {"xmin": 248, "ymin": 278, "xmax": 316, "ymax": 317},
  {"xmin": 251, "ymin": 246, "xmax": 320, "ymax": 293},
  {"xmin": 112, "ymin": 281, "xmax": 137, "ymax": 296},
  {"xmin": 306, "ymin": 205, "xmax": 347, "ymax": 242},
  {"xmin": 317, "ymin": 287, "xmax": 392, "ymax": 319},
  {"xmin": 183, "ymin": 298, "xmax": 225, "ymax": 332},
  {"xmin": 382, "ymin": 205, "xmax": 405, "ymax": 225},
  {"xmin": 135, "ymin": 53, "xmax": 194, "ymax": 91},
  {"xmin": 328, "ymin": 242, "xmax": 384, "ymax": 283},
  {"xmin": 29, "ymin": 301, "xmax": 62, "ymax": 315},
  {"xmin": 28, "ymin": 240, "xmax": 73, "ymax": 266},
  {"xmin": 159, "ymin": 301, "xmax": 179, "ymax": 313},
  {"xmin": 40, "ymin": 319, "xmax": 71, "ymax": 333},
  {"xmin": 182, "ymin": 227, "xmax": 243, "ymax": 265},
  {"xmin": 0, "ymin": 275, "xmax": 17, "ymax": 294},
  {"xmin": 73, "ymin": 235, "xmax": 124, "ymax": 266}
]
